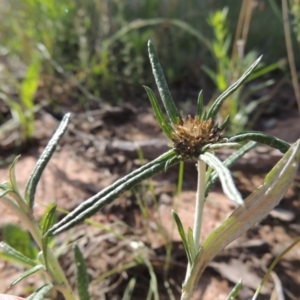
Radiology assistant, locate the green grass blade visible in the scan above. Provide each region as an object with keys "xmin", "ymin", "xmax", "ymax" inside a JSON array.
[
  {"xmin": 253, "ymin": 236, "xmax": 300, "ymax": 300},
  {"xmin": 25, "ymin": 113, "xmax": 70, "ymax": 209},
  {"xmin": 148, "ymin": 40, "xmax": 181, "ymax": 124},
  {"xmin": 200, "ymin": 152, "xmax": 243, "ymax": 205},
  {"xmin": 206, "ymin": 56, "xmax": 262, "ymax": 121},
  {"xmin": 144, "ymin": 258, "xmax": 159, "ymax": 300},
  {"xmin": 20, "ymin": 57, "xmax": 40, "ymax": 109},
  {"xmin": 196, "ymin": 91, "xmax": 204, "ymax": 119},
  {"xmin": 20, "ymin": 57, "xmax": 41, "ymax": 137},
  {"xmin": 226, "ymin": 279, "xmax": 242, "ymax": 300},
  {"xmin": 11, "ymin": 265, "xmax": 45, "ymax": 286},
  {"xmin": 246, "ymin": 61, "xmax": 282, "ymax": 82},
  {"xmin": 172, "ymin": 210, "xmax": 192, "ymax": 264},
  {"xmin": 143, "ymin": 86, "xmax": 174, "ymax": 139},
  {"xmin": 227, "ymin": 131, "xmax": 290, "ymax": 153},
  {"xmin": 201, "ymin": 65, "xmax": 218, "ymax": 87},
  {"xmin": 47, "ymin": 150, "xmax": 180, "ymax": 236},
  {"xmin": 74, "ymin": 245, "xmax": 90, "ymax": 300},
  {"xmin": 122, "ymin": 277, "xmax": 137, "ymax": 300},
  {"xmin": 103, "ymin": 18, "xmax": 213, "ymax": 54}
]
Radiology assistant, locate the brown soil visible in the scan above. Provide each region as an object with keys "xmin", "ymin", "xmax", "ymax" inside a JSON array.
[{"xmin": 0, "ymin": 92, "xmax": 300, "ymax": 300}]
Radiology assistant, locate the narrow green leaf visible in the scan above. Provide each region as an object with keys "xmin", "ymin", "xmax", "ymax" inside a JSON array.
[
  {"xmin": 103, "ymin": 18, "xmax": 213, "ymax": 54},
  {"xmin": 40, "ymin": 203, "xmax": 58, "ymax": 232},
  {"xmin": 144, "ymin": 257, "xmax": 159, "ymax": 300},
  {"xmin": 206, "ymin": 56, "xmax": 262, "ymax": 121},
  {"xmin": 9, "ymin": 155, "xmax": 21, "ymax": 194},
  {"xmin": 227, "ymin": 131, "xmax": 290, "ymax": 153},
  {"xmin": 6, "ymin": 158, "xmax": 27, "ymax": 211},
  {"xmin": 20, "ymin": 57, "xmax": 40, "ymax": 137},
  {"xmin": 41, "ymin": 204, "xmax": 57, "ymax": 271},
  {"xmin": 37, "ymin": 251, "xmax": 45, "ymax": 265},
  {"xmin": 200, "ymin": 152, "xmax": 243, "ymax": 205},
  {"xmin": 25, "ymin": 113, "xmax": 70, "ymax": 209},
  {"xmin": 47, "ymin": 150, "xmax": 180, "ymax": 236},
  {"xmin": 148, "ymin": 40, "xmax": 181, "ymax": 124},
  {"xmin": 202, "ymin": 142, "xmax": 240, "ymax": 152},
  {"xmin": 187, "ymin": 228, "xmax": 196, "ymax": 261},
  {"xmin": 74, "ymin": 245, "xmax": 90, "ymax": 300},
  {"xmin": 26, "ymin": 283, "xmax": 54, "ymax": 300},
  {"xmin": 3, "ymin": 224, "xmax": 38, "ymax": 260},
  {"xmin": 0, "ymin": 242, "xmax": 36, "ymax": 267},
  {"xmin": 205, "ymin": 141, "xmax": 257, "ymax": 195},
  {"xmin": 0, "ymin": 188, "xmax": 12, "ymax": 198},
  {"xmin": 7, "ymin": 98, "xmax": 26, "ymax": 125},
  {"xmin": 41, "ymin": 204, "xmax": 57, "ymax": 236},
  {"xmin": 172, "ymin": 210, "xmax": 192, "ymax": 264},
  {"xmin": 226, "ymin": 279, "xmax": 242, "ymax": 300},
  {"xmin": 202, "ymin": 65, "xmax": 218, "ymax": 86},
  {"xmin": 0, "ymin": 182, "xmax": 10, "ymax": 190},
  {"xmin": 143, "ymin": 86, "xmax": 174, "ymax": 139},
  {"xmin": 177, "ymin": 161, "xmax": 184, "ymax": 196},
  {"xmin": 246, "ymin": 60, "xmax": 282, "ymax": 82},
  {"xmin": 196, "ymin": 91, "xmax": 203, "ymax": 119},
  {"xmin": 183, "ymin": 139, "xmax": 300, "ymax": 297},
  {"xmin": 40, "ymin": 204, "xmax": 57, "ymax": 249},
  {"xmin": 11, "ymin": 265, "xmax": 45, "ymax": 286},
  {"xmin": 20, "ymin": 57, "xmax": 40, "ymax": 109},
  {"xmin": 165, "ymin": 154, "xmax": 182, "ymax": 171},
  {"xmin": 220, "ymin": 115, "xmax": 230, "ymax": 131}
]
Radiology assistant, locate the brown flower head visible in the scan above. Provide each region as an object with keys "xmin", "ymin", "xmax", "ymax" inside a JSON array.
[{"xmin": 171, "ymin": 116, "xmax": 222, "ymax": 158}]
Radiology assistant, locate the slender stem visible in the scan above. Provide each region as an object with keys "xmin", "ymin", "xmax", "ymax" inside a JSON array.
[
  {"xmin": 30, "ymin": 221, "xmax": 75, "ymax": 300},
  {"xmin": 192, "ymin": 160, "xmax": 206, "ymax": 253},
  {"xmin": 253, "ymin": 236, "xmax": 300, "ymax": 299},
  {"xmin": 2, "ymin": 196, "xmax": 75, "ymax": 300},
  {"xmin": 182, "ymin": 160, "xmax": 206, "ymax": 299}
]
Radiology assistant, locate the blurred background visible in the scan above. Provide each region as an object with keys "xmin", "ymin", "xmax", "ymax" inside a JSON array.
[
  {"xmin": 1, "ymin": 0, "xmax": 300, "ymax": 141},
  {"xmin": 1, "ymin": 1, "xmax": 300, "ymax": 299}
]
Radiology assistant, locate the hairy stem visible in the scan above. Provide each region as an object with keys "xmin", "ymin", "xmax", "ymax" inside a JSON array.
[
  {"xmin": 183, "ymin": 160, "xmax": 206, "ymax": 290},
  {"xmin": 193, "ymin": 160, "xmax": 206, "ymax": 253},
  {"xmin": 2, "ymin": 196, "xmax": 75, "ymax": 300}
]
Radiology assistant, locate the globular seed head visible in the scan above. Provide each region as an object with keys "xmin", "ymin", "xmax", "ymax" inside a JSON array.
[{"xmin": 171, "ymin": 116, "xmax": 223, "ymax": 158}]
